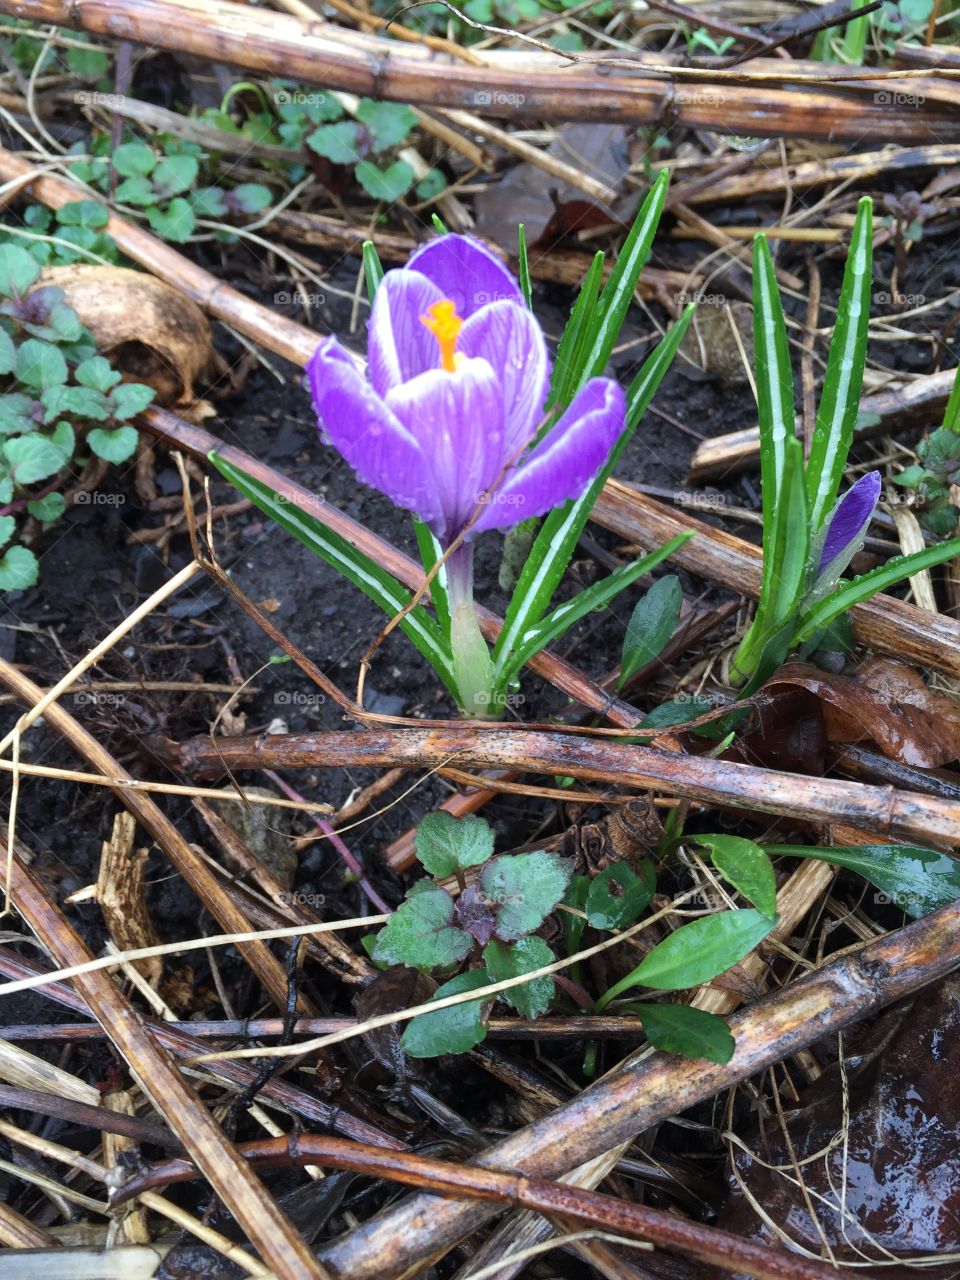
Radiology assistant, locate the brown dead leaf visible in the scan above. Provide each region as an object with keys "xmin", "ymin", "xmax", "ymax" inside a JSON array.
[
  {"xmin": 32, "ymin": 265, "xmax": 215, "ymax": 414},
  {"xmin": 759, "ymin": 660, "xmax": 960, "ymax": 767}
]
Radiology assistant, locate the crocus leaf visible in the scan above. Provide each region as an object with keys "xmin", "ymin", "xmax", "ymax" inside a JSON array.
[
  {"xmin": 414, "ymin": 811, "xmax": 495, "ymax": 878},
  {"xmin": 619, "ymin": 574, "xmax": 682, "ymax": 689},
  {"xmin": 596, "ymin": 909, "xmax": 777, "ymax": 1006},
  {"xmin": 402, "ymin": 969, "xmax": 491, "ymax": 1058},
  {"xmin": 0, "ymin": 544, "xmax": 38, "ymax": 591},
  {"xmin": 497, "ymin": 534, "xmax": 692, "ymax": 689},
  {"xmin": 769, "ymin": 843, "xmax": 960, "ymax": 919},
  {"xmin": 483, "ymin": 936, "xmax": 555, "ymax": 1019},
  {"xmin": 943, "ymin": 363, "xmax": 960, "ymax": 433},
  {"xmin": 517, "ymin": 223, "xmax": 532, "ymax": 311},
  {"xmin": 794, "ymin": 536, "xmax": 960, "ymax": 645},
  {"xmin": 480, "ymin": 851, "xmax": 573, "ymax": 941},
  {"xmin": 412, "ymin": 518, "xmax": 450, "ymax": 642},
  {"xmin": 362, "ymin": 239, "xmax": 384, "ymax": 303},
  {"xmin": 806, "ymin": 197, "xmax": 873, "ymax": 532},
  {"xmin": 585, "ymin": 860, "xmax": 655, "ymax": 930},
  {"xmin": 691, "ymin": 834, "xmax": 777, "ymax": 918},
  {"xmin": 372, "ymin": 883, "xmax": 472, "ymax": 970},
  {"xmin": 631, "ymin": 1002, "xmax": 735, "ymax": 1063},
  {"xmin": 753, "ymin": 233, "xmax": 795, "ymax": 518},
  {"xmin": 493, "ymin": 307, "xmax": 694, "ymax": 681},
  {"xmin": 549, "ymin": 250, "xmax": 604, "ymax": 411},
  {"xmin": 209, "ymin": 452, "xmax": 458, "ymax": 697}
]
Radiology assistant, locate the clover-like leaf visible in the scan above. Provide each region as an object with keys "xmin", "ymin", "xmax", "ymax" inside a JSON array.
[
  {"xmin": 190, "ymin": 187, "xmax": 228, "ymax": 218},
  {"xmin": 401, "ymin": 969, "xmax": 491, "ymax": 1058},
  {"xmin": 75, "ymin": 356, "xmax": 122, "ymax": 394},
  {"xmin": 42, "ymin": 385, "xmax": 109, "ymax": 422},
  {"xmin": 112, "ymin": 142, "xmax": 156, "ymax": 178},
  {"xmin": 355, "ymin": 100, "xmax": 417, "ymax": 153},
  {"xmin": 307, "ymin": 122, "xmax": 362, "ymax": 165},
  {"xmin": 414, "ymin": 810, "xmax": 495, "ymax": 879},
  {"xmin": 15, "ymin": 338, "xmax": 67, "ymax": 390},
  {"xmin": 27, "ymin": 491, "xmax": 64, "ymax": 524},
  {"xmin": 355, "ymin": 159, "xmax": 415, "ymax": 203},
  {"xmin": 151, "ymin": 154, "xmax": 198, "ymax": 199},
  {"xmin": 0, "ymin": 393, "xmax": 37, "ymax": 436},
  {"xmin": 0, "ymin": 245, "xmax": 41, "ymax": 296},
  {"xmin": 146, "ymin": 199, "xmax": 195, "ymax": 243},
  {"xmin": 115, "ymin": 176, "xmax": 157, "ymax": 207},
  {"xmin": 0, "ymin": 328, "xmax": 14, "ymax": 376},
  {"xmin": 372, "ymin": 883, "xmax": 472, "ymax": 970},
  {"xmin": 0, "ymin": 544, "xmax": 38, "ymax": 592},
  {"xmin": 57, "ymin": 200, "xmax": 109, "ymax": 228},
  {"xmin": 484, "ymin": 936, "xmax": 554, "ymax": 1019},
  {"xmin": 479, "ymin": 852, "xmax": 573, "ymax": 942},
  {"xmin": 4, "ymin": 432, "xmax": 68, "ymax": 484},
  {"xmin": 415, "ymin": 169, "xmax": 447, "ymax": 201},
  {"xmin": 228, "ymin": 183, "xmax": 273, "ymax": 215},
  {"xmin": 0, "ymin": 515, "xmax": 15, "ymax": 548},
  {"xmin": 585, "ymin": 860, "xmax": 655, "ymax": 930},
  {"xmin": 86, "ymin": 425, "xmax": 138, "ymax": 463},
  {"xmin": 109, "ymin": 382, "xmax": 155, "ymax": 421}
]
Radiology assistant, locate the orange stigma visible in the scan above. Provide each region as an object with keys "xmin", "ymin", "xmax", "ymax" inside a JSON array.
[{"xmin": 421, "ymin": 299, "xmax": 462, "ymax": 373}]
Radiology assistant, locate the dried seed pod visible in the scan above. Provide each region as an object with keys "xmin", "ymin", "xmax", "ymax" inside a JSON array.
[{"xmin": 32, "ymin": 265, "xmax": 216, "ymax": 411}]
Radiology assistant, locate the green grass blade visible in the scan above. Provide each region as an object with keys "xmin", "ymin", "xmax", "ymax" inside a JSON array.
[
  {"xmin": 209, "ymin": 452, "xmax": 458, "ymax": 697},
  {"xmin": 944, "ymin": 364, "xmax": 960, "ymax": 432},
  {"xmin": 806, "ymin": 198, "xmax": 873, "ymax": 531},
  {"xmin": 793, "ymin": 535, "xmax": 960, "ymax": 645},
  {"xmin": 518, "ymin": 223, "xmax": 532, "ymax": 310},
  {"xmin": 362, "ymin": 239, "xmax": 384, "ymax": 303},
  {"xmin": 497, "ymin": 534, "xmax": 693, "ymax": 689},
  {"xmin": 842, "ymin": 0, "xmax": 872, "ymax": 63},
  {"xmin": 753, "ymin": 233, "xmax": 796, "ymax": 523},
  {"xmin": 413, "ymin": 517, "xmax": 451, "ymax": 642},
  {"xmin": 549, "ymin": 251, "xmax": 605, "ymax": 410},
  {"xmin": 492, "ymin": 306, "xmax": 695, "ymax": 681}
]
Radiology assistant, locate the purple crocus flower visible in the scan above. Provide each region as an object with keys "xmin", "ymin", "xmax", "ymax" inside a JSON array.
[
  {"xmin": 814, "ymin": 469, "xmax": 882, "ymax": 589},
  {"xmin": 306, "ymin": 234, "xmax": 625, "ymax": 715}
]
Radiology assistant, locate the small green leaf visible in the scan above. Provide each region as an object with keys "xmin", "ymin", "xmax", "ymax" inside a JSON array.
[
  {"xmin": 0, "ymin": 515, "xmax": 15, "ymax": 548},
  {"xmin": 190, "ymin": 187, "xmax": 228, "ymax": 218},
  {"xmin": 86, "ymin": 425, "xmax": 139, "ymax": 463},
  {"xmin": 586, "ymin": 860, "xmax": 655, "ymax": 930},
  {"xmin": 402, "ymin": 969, "xmax": 491, "ymax": 1058},
  {"xmin": 151, "ymin": 154, "xmax": 198, "ymax": 198},
  {"xmin": 0, "ymin": 544, "xmax": 37, "ymax": 591},
  {"xmin": 484, "ymin": 937, "xmax": 555, "ymax": 1019},
  {"xmin": 16, "ymin": 339, "xmax": 67, "ymax": 390},
  {"xmin": 637, "ymin": 696, "xmax": 715, "ymax": 732},
  {"xmin": 112, "ymin": 142, "xmax": 156, "ymax": 178},
  {"xmin": 372, "ymin": 883, "xmax": 472, "ymax": 969},
  {"xmin": 633, "ymin": 1003, "xmax": 734, "ymax": 1063},
  {"xmin": 75, "ymin": 356, "xmax": 122, "ymax": 393},
  {"xmin": 66, "ymin": 45, "xmax": 109, "ymax": 79},
  {"xmin": 0, "ymin": 245, "xmax": 41, "ymax": 296},
  {"xmin": 769, "ymin": 843, "xmax": 960, "ymax": 919},
  {"xmin": 692, "ymin": 834, "xmax": 777, "ymax": 918},
  {"xmin": 230, "ymin": 183, "xmax": 273, "ymax": 214},
  {"xmin": 355, "ymin": 160, "xmax": 415, "ymax": 203},
  {"xmin": 109, "ymin": 382, "xmax": 156, "ymax": 420},
  {"xmin": 4, "ymin": 433, "xmax": 67, "ymax": 484},
  {"xmin": 0, "ymin": 328, "xmax": 15, "ymax": 375},
  {"xmin": 356, "ymin": 100, "xmax": 417, "ymax": 152},
  {"xmin": 415, "ymin": 169, "xmax": 447, "ymax": 200},
  {"xmin": 619, "ymin": 574, "xmax": 682, "ymax": 688},
  {"xmin": 57, "ymin": 200, "xmax": 109, "ymax": 228},
  {"xmin": 27, "ymin": 491, "xmax": 64, "ymax": 523},
  {"xmin": 597, "ymin": 909, "xmax": 776, "ymax": 1006},
  {"xmin": 43, "ymin": 385, "xmax": 109, "ymax": 421},
  {"xmin": 307, "ymin": 121, "xmax": 362, "ymax": 164},
  {"xmin": 414, "ymin": 811, "xmax": 495, "ymax": 878},
  {"xmin": 479, "ymin": 851, "xmax": 573, "ymax": 941},
  {"xmin": 115, "ymin": 175, "xmax": 157, "ymax": 207},
  {"xmin": 146, "ymin": 199, "xmax": 195, "ymax": 243}
]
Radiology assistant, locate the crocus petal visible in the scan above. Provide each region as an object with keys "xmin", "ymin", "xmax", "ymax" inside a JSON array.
[
  {"xmin": 308, "ymin": 336, "xmax": 442, "ymax": 526},
  {"xmin": 470, "ymin": 377, "xmax": 625, "ymax": 536},
  {"xmin": 367, "ymin": 268, "xmax": 447, "ymax": 397},
  {"xmin": 385, "ymin": 356, "xmax": 505, "ymax": 541},
  {"xmin": 405, "ymin": 235, "xmax": 523, "ymax": 318},
  {"xmin": 458, "ymin": 300, "xmax": 550, "ymax": 463},
  {"xmin": 816, "ymin": 470, "xmax": 882, "ymax": 579}
]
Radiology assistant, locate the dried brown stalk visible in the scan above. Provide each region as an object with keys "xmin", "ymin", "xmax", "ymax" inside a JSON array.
[
  {"xmin": 686, "ymin": 367, "xmax": 956, "ymax": 482},
  {"xmin": 309, "ymin": 893, "xmax": 960, "ymax": 1280},
  {"xmin": 2, "ymin": 849, "xmax": 325, "ymax": 1280},
  {"xmin": 3, "ymin": 0, "xmax": 959, "ymax": 141},
  {"xmin": 112, "ymin": 1133, "xmax": 843, "ymax": 1280},
  {"xmin": 148, "ymin": 725, "xmax": 960, "ymax": 845}
]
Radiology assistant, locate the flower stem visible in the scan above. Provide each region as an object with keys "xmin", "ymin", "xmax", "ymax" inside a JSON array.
[{"xmin": 445, "ymin": 542, "xmax": 498, "ymax": 719}]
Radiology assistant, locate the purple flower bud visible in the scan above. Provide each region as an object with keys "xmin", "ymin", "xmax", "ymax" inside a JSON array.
[
  {"xmin": 307, "ymin": 234, "xmax": 625, "ymax": 546},
  {"xmin": 815, "ymin": 469, "xmax": 882, "ymax": 584}
]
